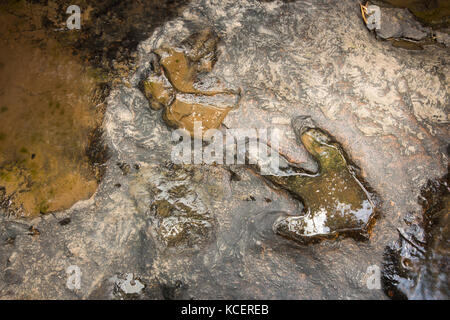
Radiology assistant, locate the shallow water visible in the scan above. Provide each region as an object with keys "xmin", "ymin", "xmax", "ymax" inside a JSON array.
[
  {"xmin": 0, "ymin": 4, "xmax": 102, "ymax": 217},
  {"xmin": 267, "ymin": 117, "xmax": 377, "ymax": 243}
]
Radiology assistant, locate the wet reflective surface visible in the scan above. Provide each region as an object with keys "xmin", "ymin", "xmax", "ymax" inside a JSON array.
[
  {"xmin": 0, "ymin": 3, "xmax": 102, "ymax": 217},
  {"xmin": 130, "ymin": 162, "xmax": 214, "ymax": 249},
  {"xmin": 383, "ymin": 174, "xmax": 449, "ymax": 299},
  {"xmin": 140, "ymin": 29, "xmax": 240, "ymax": 137},
  {"xmin": 268, "ymin": 116, "xmax": 377, "ymax": 243},
  {"xmin": 0, "ymin": 0, "xmax": 448, "ymax": 300},
  {"xmin": 376, "ymin": 0, "xmax": 450, "ymax": 27}
]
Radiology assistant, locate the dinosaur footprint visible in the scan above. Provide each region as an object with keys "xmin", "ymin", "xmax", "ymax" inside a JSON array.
[
  {"xmin": 268, "ymin": 116, "xmax": 377, "ymax": 244},
  {"xmin": 139, "ymin": 28, "xmax": 240, "ymax": 138}
]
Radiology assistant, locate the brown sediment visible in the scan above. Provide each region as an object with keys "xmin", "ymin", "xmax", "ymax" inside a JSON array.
[
  {"xmin": 390, "ymin": 39, "xmax": 424, "ymax": 50},
  {"xmin": 163, "ymin": 94, "xmax": 237, "ymax": 135},
  {"xmin": 141, "ymin": 74, "xmax": 175, "ymax": 110},
  {"xmin": 156, "ymin": 48, "xmax": 198, "ymax": 93},
  {"xmin": 0, "ymin": 0, "xmax": 192, "ymax": 217},
  {"xmin": 140, "ymin": 29, "xmax": 240, "ymax": 137}
]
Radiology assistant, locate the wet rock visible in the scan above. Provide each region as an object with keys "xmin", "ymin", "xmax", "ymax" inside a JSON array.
[
  {"xmin": 140, "ymin": 70, "xmax": 175, "ymax": 111},
  {"xmin": 160, "ymin": 280, "xmax": 188, "ymax": 300},
  {"xmin": 163, "ymin": 93, "xmax": 238, "ymax": 135},
  {"xmin": 138, "ymin": 28, "xmax": 240, "ymax": 137},
  {"xmin": 361, "ymin": 3, "xmax": 439, "ymax": 49},
  {"xmin": 374, "ymin": 7, "xmax": 431, "ymax": 41},
  {"xmin": 117, "ymin": 162, "xmax": 131, "ymax": 175},
  {"xmin": 268, "ymin": 116, "xmax": 377, "ymax": 243},
  {"xmin": 130, "ymin": 164, "xmax": 214, "ymax": 249},
  {"xmin": 1, "ymin": 0, "xmax": 448, "ymax": 300},
  {"xmin": 382, "ymin": 176, "xmax": 449, "ymax": 299},
  {"xmin": 3, "ymin": 269, "xmax": 23, "ymax": 285},
  {"xmin": 0, "ymin": 221, "xmax": 29, "ymax": 244},
  {"xmin": 88, "ymin": 273, "xmax": 165, "ymax": 300},
  {"xmin": 110, "ymin": 273, "xmax": 145, "ymax": 298}
]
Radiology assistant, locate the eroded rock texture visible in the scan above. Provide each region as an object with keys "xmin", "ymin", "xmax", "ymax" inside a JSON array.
[
  {"xmin": 0, "ymin": 0, "xmax": 448, "ymax": 299},
  {"xmin": 130, "ymin": 163, "xmax": 215, "ymax": 249},
  {"xmin": 376, "ymin": 0, "xmax": 450, "ymax": 27}
]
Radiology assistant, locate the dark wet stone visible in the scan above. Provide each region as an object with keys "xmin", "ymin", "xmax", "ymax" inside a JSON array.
[
  {"xmin": 382, "ymin": 175, "xmax": 449, "ymax": 299},
  {"xmin": 88, "ymin": 273, "xmax": 154, "ymax": 300},
  {"xmin": 160, "ymin": 280, "xmax": 188, "ymax": 300},
  {"xmin": 376, "ymin": 0, "xmax": 450, "ymax": 27},
  {"xmin": 268, "ymin": 116, "xmax": 377, "ymax": 244},
  {"xmin": 59, "ymin": 218, "xmax": 71, "ymax": 226},
  {"xmin": 375, "ymin": 7, "xmax": 431, "ymax": 41}
]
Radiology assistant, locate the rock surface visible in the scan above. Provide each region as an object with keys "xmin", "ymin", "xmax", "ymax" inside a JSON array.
[
  {"xmin": 374, "ymin": 6, "xmax": 432, "ymax": 41},
  {"xmin": 382, "ymin": 175, "xmax": 449, "ymax": 299},
  {"xmin": 0, "ymin": 0, "xmax": 448, "ymax": 299}
]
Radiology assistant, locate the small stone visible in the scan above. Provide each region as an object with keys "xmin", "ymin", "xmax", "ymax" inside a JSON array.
[{"xmin": 374, "ymin": 7, "xmax": 431, "ymax": 41}]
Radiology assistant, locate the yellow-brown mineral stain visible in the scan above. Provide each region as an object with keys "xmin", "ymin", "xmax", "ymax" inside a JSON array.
[
  {"xmin": 0, "ymin": 5, "xmax": 103, "ymax": 217},
  {"xmin": 157, "ymin": 48, "xmax": 197, "ymax": 94},
  {"xmin": 140, "ymin": 29, "xmax": 240, "ymax": 137},
  {"xmin": 141, "ymin": 74, "xmax": 174, "ymax": 110},
  {"xmin": 163, "ymin": 96, "xmax": 233, "ymax": 134}
]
